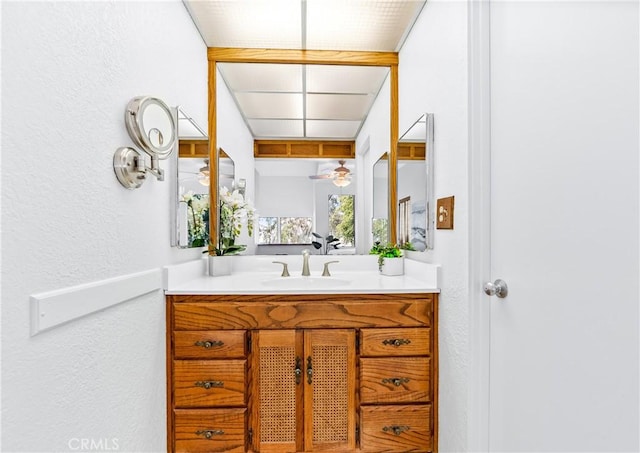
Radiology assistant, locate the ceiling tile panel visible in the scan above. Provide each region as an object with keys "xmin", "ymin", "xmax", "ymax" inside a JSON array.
[
  {"xmin": 185, "ymin": 0, "xmax": 302, "ymax": 48},
  {"xmin": 306, "ymin": 94, "xmax": 372, "ymax": 120},
  {"xmin": 306, "ymin": 120, "xmax": 361, "ymax": 139},
  {"xmin": 249, "ymin": 119, "xmax": 304, "ymax": 138},
  {"xmin": 218, "ymin": 63, "xmax": 303, "ymax": 92},
  {"xmin": 307, "ymin": 65, "xmax": 389, "ymax": 94},
  {"xmin": 306, "ymin": 1, "xmax": 424, "ymax": 51},
  {"xmin": 236, "ymin": 93, "xmax": 303, "ymax": 119}
]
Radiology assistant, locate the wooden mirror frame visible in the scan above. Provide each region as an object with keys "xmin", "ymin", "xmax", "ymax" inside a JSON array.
[{"xmin": 207, "ymin": 48, "xmax": 399, "ymax": 254}]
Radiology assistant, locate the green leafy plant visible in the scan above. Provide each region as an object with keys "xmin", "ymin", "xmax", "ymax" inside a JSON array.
[
  {"xmin": 400, "ymin": 241, "xmax": 416, "ymax": 251},
  {"xmin": 369, "ymin": 242, "xmax": 403, "ymax": 271},
  {"xmin": 207, "ymin": 187, "xmax": 256, "ymax": 256}
]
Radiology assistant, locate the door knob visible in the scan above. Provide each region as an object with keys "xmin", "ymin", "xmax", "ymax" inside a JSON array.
[{"xmin": 484, "ymin": 279, "xmax": 508, "ymax": 298}]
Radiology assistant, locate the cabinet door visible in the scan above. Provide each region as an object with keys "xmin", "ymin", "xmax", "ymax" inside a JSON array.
[
  {"xmin": 251, "ymin": 330, "xmax": 303, "ymax": 452},
  {"xmin": 304, "ymin": 329, "xmax": 356, "ymax": 452}
]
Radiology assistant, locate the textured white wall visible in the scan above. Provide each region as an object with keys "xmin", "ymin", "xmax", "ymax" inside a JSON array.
[
  {"xmin": 400, "ymin": 3, "xmax": 469, "ymax": 451},
  {"xmin": 356, "ymin": 1, "xmax": 469, "ymax": 450},
  {"xmin": 256, "ymin": 176, "xmax": 314, "ymax": 218},
  {"xmin": 2, "ymin": 2, "xmax": 208, "ymax": 450}
]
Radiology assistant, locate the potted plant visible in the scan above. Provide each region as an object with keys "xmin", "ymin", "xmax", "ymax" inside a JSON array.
[
  {"xmin": 369, "ymin": 242, "xmax": 404, "ymax": 276},
  {"xmin": 208, "ymin": 187, "xmax": 256, "ymax": 276}
]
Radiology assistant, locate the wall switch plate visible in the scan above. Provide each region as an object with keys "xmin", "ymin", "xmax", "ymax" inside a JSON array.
[{"xmin": 436, "ymin": 196, "xmax": 455, "ymax": 229}]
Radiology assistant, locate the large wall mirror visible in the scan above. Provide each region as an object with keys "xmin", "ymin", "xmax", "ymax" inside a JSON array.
[
  {"xmin": 207, "ymin": 48, "xmax": 400, "ymax": 255},
  {"xmin": 173, "ymin": 108, "xmax": 235, "ymax": 248},
  {"xmin": 254, "ymin": 158, "xmax": 356, "ymax": 255},
  {"xmin": 397, "ymin": 113, "xmax": 434, "ymax": 251}
]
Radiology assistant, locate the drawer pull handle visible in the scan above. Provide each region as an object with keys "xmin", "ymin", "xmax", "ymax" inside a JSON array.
[
  {"xmin": 306, "ymin": 356, "xmax": 313, "ymax": 384},
  {"xmin": 196, "ymin": 429, "xmax": 224, "ymax": 439},
  {"xmin": 194, "ymin": 340, "xmax": 224, "ymax": 349},
  {"xmin": 382, "ymin": 338, "xmax": 411, "ymax": 347},
  {"xmin": 295, "ymin": 356, "xmax": 302, "ymax": 385},
  {"xmin": 382, "ymin": 377, "xmax": 410, "ymax": 387},
  {"xmin": 383, "ymin": 425, "xmax": 410, "ymax": 436},
  {"xmin": 195, "ymin": 380, "xmax": 224, "ymax": 389}
]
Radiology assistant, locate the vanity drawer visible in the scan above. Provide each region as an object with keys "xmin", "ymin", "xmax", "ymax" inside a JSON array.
[
  {"xmin": 174, "ymin": 408, "xmax": 246, "ymax": 453},
  {"xmin": 360, "ymin": 357, "xmax": 430, "ymax": 404},
  {"xmin": 174, "ymin": 360, "xmax": 246, "ymax": 408},
  {"xmin": 174, "ymin": 331, "xmax": 246, "ymax": 359},
  {"xmin": 360, "ymin": 405, "xmax": 432, "ymax": 452},
  {"xmin": 360, "ymin": 327, "xmax": 430, "ymax": 357}
]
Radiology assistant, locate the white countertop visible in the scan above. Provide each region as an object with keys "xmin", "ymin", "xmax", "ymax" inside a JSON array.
[{"xmin": 164, "ymin": 255, "xmax": 440, "ymax": 295}]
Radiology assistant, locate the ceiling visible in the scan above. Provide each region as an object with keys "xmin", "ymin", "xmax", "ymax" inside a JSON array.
[{"xmin": 184, "ymin": 1, "xmax": 427, "ymax": 140}]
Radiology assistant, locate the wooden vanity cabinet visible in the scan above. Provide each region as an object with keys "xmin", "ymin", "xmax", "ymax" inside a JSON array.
[{"xmin": 167, "ymin": 293, "xmax": 438, "ymax": 453}]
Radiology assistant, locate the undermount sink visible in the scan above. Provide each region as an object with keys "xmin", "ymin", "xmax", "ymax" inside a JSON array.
[{"xmin": 261, "ymin": 276, "xmax": 350, "ymax": 289}]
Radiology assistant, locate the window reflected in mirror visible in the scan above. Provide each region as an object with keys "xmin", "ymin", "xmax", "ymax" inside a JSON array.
[
  {"xmin": 257, "ymin": 216, "xmax": 313, "ymax": 245},
  {"xmin": 329, "ymin": 194, "xmax": 355, "ymax": 248},
  {"xmin": 281, "ymin": 217, "xmax": 313, "ymax": 244},
  {"xmin": 372, "ymin": 218, "xmax": 388, "ymax": 244}
]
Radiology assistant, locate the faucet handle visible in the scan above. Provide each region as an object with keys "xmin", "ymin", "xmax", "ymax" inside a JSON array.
[
  {"xmin": 272, "ymin": 261, "xmax": 290, "ymax": 277},
  {"xmin": 322, "ymin": 261, "xmax": 340, "ymax": 277}
]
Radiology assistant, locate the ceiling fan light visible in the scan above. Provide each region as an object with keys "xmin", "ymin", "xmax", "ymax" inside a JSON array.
[
  {"xmin": 197, "ymin": 167, "xmax": 210, "ymax": 186},
  {"xmin": 333, "ymin": 175, "xmax": 351, "ymax": 187}
]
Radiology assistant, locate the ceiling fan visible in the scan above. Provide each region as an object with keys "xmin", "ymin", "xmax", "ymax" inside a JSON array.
[
  {"xmin": 180, "ymin": 159, "xmax": 233, "ymax": 186},
  {"xmin": 308, "ymin": 160, "xmax": 353, "ymax": 187}
]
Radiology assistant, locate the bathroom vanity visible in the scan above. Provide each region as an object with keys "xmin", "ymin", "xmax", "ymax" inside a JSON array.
[{"xmin": 165, "ymin": 257, "xmax": 439, "ymax": 453}]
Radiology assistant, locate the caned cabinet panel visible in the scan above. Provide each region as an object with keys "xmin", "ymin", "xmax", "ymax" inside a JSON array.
[
  {"xmin": 360, "ymin": 328, "xmax": 430, "ymax": 357},
  {"xmin": 303, "ymin": 329, "xmax": 357, "ymax": 452},
  {"xmin": 174, "ymin": 330, "xmax": 246, "ymax": 359},
  {"xmin": 360, "ymin": 405, "xmax": 432, "ymax": 452},
  {"xmin": 174, "ymin": 360, "xmax": 246, "ymax": 407},
  {"xmin": 174, "ymin": 408, "xmax": 246, "ymax": 453},
  {"xmin": 360, "ymin": 357, "xmax": 430, "ymax": 404},
  {"xmin": 251, "ymin": 330, "xmax": 300, "ymax": 453}
]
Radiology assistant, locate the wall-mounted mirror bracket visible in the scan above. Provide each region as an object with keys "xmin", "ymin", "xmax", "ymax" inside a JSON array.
[
  {"xmin": 114, "ymin": 147, "xmax": 166, "ymax": 189},
  {"xmin": 114, "ymin": 96, "xmax": 176, "ymax": 190}
]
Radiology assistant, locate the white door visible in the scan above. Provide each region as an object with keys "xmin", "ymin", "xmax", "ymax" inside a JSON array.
[{"xmin": 487, "ymin": 1, "xmax": 639, "ymax": 451}]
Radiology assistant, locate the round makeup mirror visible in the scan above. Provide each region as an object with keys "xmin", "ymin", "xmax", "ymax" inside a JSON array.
[{"xmin": 125, "ymin": 96, "xmax": 176, "ymax": 158}]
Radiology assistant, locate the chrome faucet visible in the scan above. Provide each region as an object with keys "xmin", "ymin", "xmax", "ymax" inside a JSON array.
[{"xmin": 301, "ymin": 249, "xmax": 311, "ymax": 276}]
